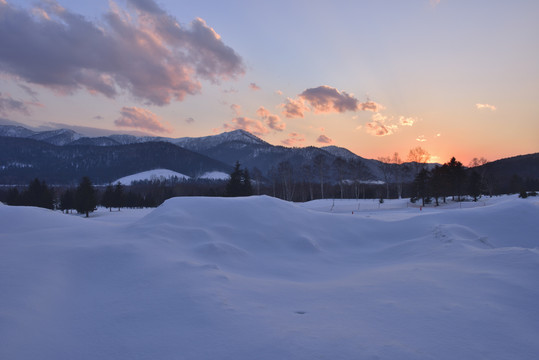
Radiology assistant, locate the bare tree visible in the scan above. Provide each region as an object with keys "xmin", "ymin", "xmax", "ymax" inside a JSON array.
[
  {"xmin": 407, "ymin": 146, "xmax": 431, "ymax": 176},
  {"xmin": 391, "ymin": 152, "xmax": 405, "ymax": 199},
  {"xmin": 333, "ymin": 157, "xmax": 348, "ymax": 199},
  {"xmin": 251, "ymin": 167, "xmax": 263, "ymax": 195},
  {"xmin": 301, "ymin": 164, "xmax": 315, "ymax": 201},
  {"xmin": 313, "ymin": 154, "xmax": 328, "ymax": 199},
  {"xmin": 377, "ymin": 156, "xmax": 392, "ymax": 199},
  {"xmin": 468, "ymin": 157, "xmax": 490, "ymax": 196},
  {"xmin": 278, "ymin": 160, "xmax": 295, "ymax": 201}
]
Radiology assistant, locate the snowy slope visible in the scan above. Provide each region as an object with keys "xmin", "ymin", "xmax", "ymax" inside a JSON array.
[
  {"xmin": 113, "ymin": 168, "xmax": 189, "ymax": 184},
  {"xmin": 0, "ymin": 195, "xmax": 538, "ymax": 360},
  {"xmin": 199, "ymin": 171, "xmax": 229, "ymax": 180}
]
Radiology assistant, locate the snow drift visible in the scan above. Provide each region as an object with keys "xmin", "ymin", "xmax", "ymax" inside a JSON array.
[{"xmin": 1, "ymin": 195, "xmax": 538, "ymax": 359}]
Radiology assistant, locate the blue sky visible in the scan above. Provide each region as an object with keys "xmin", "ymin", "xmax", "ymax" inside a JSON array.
[{"xmin": 1, "ymin": 0, "xmax": 538, "ymax": 163}]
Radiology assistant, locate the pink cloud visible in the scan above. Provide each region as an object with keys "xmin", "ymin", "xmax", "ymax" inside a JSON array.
[
  {"xmin": 281, "ymin": 132, "xmax": 305, "ymax": 146},
  {"xmin": 476, "ymin": 103, "xmax": 496, "ymax": 111},
  {"xmin": 364, "ymin": 113, "xmax": 417, "ymax": 136},
  {"xmin": 299, "ymin": 85, "xmax": 359, "ymax": 113},
  {"xmin": 230, "ymin": 104, "xmax": 241, "ymax": 116},
  {"xmin": 416, "ymin": 135, "xmax": 427, "ymax": 142},
  {"xmin": 399, "ymin": 116, "xmax": 417, "ymax": 126},
  {"xmin": 223, "ymin": 117, "xmax": 269, "ymax": 136},
  {"xmin": 281, "ymin": 97, "xmax": 309, "ymax": 118},
  {"xmin": 0, "ymin": 0, "xmax": 244, "ymax": 106},
  {"xmin": 256, "ymin": 106, "xmax": 286, "ymax": 131},
  {"xmin": 365, "ymin": 114, "xmax": 398, "ymax": 136},
  {"xmin": 256, "ymin": 106, "xmax": 270, "ymax": 118},
  {"xmin": 360, "ymin": 101, "xmax": 384, "ymax": 112},
  {"xmin": 249, "ymin": 82, "xmax": 261, "ymax": 91},
  {"xmin": 281, "ymin": 86, "xmax": 384, "ymax": 118},
  {"xmin": 316, "ymin": 134, "xmax": 333, "ymax": 144},
  {"xmin": 114, "ymin": 106, "xmax": 172, "ymax": 133}
]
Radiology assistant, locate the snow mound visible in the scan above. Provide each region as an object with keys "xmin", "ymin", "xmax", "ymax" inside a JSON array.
[
  {"xmin": 1, "ymin": 195, "xmax": 539, "ymax": 359},
  {"xmin": 199, "ymin": 171, "xmax": 229, "ymax": 180},
  {"xmin": 113, "ymin": 168, "xmax": 189, "ymax": 184}
]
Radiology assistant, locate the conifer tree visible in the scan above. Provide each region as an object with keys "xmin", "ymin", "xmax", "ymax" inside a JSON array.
[
  {"xmin": 59, "ymin": 189, "xmax": 75, "ymax": 214},
  {"xmin": 101, "ymin": 184, "xmax": 115, "ymax": 211},
  {"xmin": 226, "ymin": 161, "xmax": 253, "ymax": 197},
  {"xmin": 75, "ymin": 176, "xmax": 97, "ymax": 217},
  {"xmin": 113, "ymin": 182, "xmax": 124, "ymax": 210}
]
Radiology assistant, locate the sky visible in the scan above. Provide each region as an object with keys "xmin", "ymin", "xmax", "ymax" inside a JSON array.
[{"xmin": 0, "ymin": 0, "xmax": 538, "ymax": 164}]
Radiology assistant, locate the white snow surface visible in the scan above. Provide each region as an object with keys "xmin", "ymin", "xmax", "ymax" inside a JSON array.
[
  {"xmin": 199, "ymin": 171, "xmax": 230, "ymax": 180},
  {"xmin": 113, "ymin": 168, "xmax": 189, "ymax": 184},
  {"xmin": 1, "ymin": 195, "xmax": 539, "ymax": 359}
]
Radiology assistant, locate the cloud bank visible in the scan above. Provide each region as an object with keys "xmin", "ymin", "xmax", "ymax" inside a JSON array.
[
  {"xmin": 0, "ymin": 0, "xmax": 244, "ymax": 106},
  {"xmin": 115, "ymin": 106, "xmax": 172, "ymax": 133}
]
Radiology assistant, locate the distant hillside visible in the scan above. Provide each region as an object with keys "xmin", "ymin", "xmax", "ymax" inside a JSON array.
[
  {"xmin": 1, "ymin": 124, "xmax": 537, "ymax": 187},
  {"xmin": 473, "ymin": 153, "xmax": 539, "ymax": 191},
  {"xmin": 0, "ymin": 137, "xmax": 232, "ymax": 185}
]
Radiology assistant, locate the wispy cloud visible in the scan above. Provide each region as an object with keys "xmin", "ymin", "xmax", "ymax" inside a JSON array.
[
  {"xmin": 114, "ymin": 106, "xmax": 172, "ymax": 133},
  {"xmin": 0, "ymin": 0, "xmax": 244, "ymax": 106},
  {"xmin": 363, "ymin": 113, "xmax": 419, "ymax": 136},
  {"xmin": 430, "ymin": 0, "xmax": 441, "ymax": 7},
  {"xmin": 256, "ymin": 106, "xmax": 286, "ymax": 131},
  {"xmin": 0, "ymin": 92, "xmax": 33, "ymax": 116},
  {"xmin": 416, "ymin": 135, "xmax": 427, "ymax": 142},
  {"xmin": 249, "ymin": 82, "xmax": 261, "ymax": 91},
  {"xmin": 230, "ymin": 104, "xmax": 242, "ymax": 116},
  {"xmin": 185, "ymin": 117, "xmax": 195, "ymax": 124},
  {"xmin": 316, "ymin": 134, "xmax": 333, "ymax": 144},
  {"xmin": 365, "ymin": 113, "xmax": 405, "ymax": 136},
  {"xmin": 281, "ymin": 132, "xmax": 305, "ymax": 146},
  {"xmin": 275, "ymin": 90, "xmax": 283, "ymax": 96},
  {"xmin": 399, "ymin": 116, "xmax": 417, "ymax": 126},
  {"xmin": 223, "ymin": 117, "xmax": 269, "ymax": 136},
  {"xmin": 476, "ymin": 103, "xmax": 497, "ymax": 111}
]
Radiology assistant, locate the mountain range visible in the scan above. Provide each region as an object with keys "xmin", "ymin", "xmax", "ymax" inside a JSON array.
[{"xmin": 0, "ymin": 124, "xmax": 537, "ymax": 187}]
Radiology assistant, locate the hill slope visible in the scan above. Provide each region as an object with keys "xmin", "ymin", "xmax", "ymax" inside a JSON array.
[{"xmin": 0, "ymin": 137, "xmax": 231, "ymax": 184}]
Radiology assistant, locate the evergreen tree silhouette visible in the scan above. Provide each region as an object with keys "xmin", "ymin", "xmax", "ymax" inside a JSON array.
[{"xmin": 75, "ymin": 177, "xmax": 97, "ymax": 217}]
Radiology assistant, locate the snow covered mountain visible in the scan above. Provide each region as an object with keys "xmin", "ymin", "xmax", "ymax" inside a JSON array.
[
  {"xmin": 0, "ymin": 125, "xmax": 36, "ymax": 138},
  {"xmin": 1, "ymin": 124, "xmax": 537, "ymax": 186},
  {"xmin": 174, "ymin": 129, "xmax": 269, "ymax": 152},
  {"xmin": 0, "ymin": 125, "xmax": 83, "ymax": 145}
]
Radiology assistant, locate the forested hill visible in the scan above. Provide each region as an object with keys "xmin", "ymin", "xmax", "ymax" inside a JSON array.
[{"xmin": 0, "ymin": 137, "xmax": 232, "ymax": 185}]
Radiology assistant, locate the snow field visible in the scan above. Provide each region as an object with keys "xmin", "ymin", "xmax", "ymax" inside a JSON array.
[{"xmin": 0, "ymin": 195, "xmax": 538, "ymax": 359}]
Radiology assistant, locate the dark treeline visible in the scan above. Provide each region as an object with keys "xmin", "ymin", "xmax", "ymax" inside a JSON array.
[{"xmin": 1, "ymin": 154, "xmax": 537, "ymax": 213}]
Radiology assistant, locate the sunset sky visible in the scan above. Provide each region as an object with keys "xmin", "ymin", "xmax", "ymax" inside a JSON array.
[{"xmin": 1, "ymin": 0, "xmax": 538, "ymax": 164}]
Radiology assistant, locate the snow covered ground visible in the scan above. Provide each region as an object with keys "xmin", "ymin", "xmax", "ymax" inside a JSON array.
[
  {"xmin": 198, "ymin": 171, "xmax": 230, "ymax": 180},
  {"xmin": 113, "ymin": 168, "xmax": 190, "ymax": 184},
  {"xmin": 1, "ymin": 195, "xmax": 538, "ymax": 359}
]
